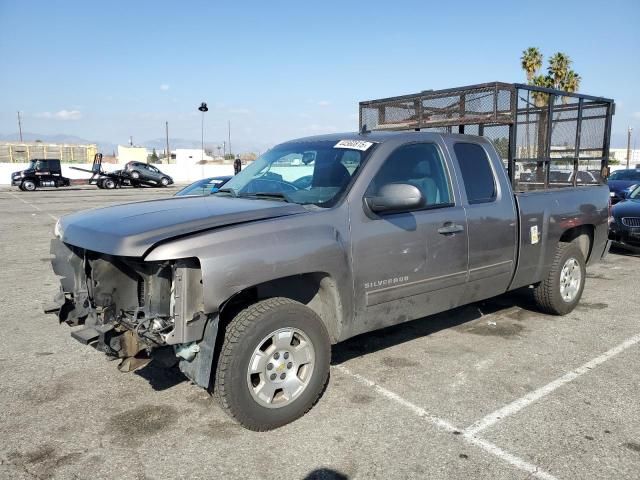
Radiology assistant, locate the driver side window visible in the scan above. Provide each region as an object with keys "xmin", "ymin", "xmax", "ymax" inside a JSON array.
[{"xmin": 367, "ymin": 143, "xmax": 452, "ymax": 208}]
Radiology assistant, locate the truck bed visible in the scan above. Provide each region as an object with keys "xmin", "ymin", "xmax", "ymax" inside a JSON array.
[{"xmin": 509, "ymin": 184, "xmax": 610, "ymax": 290}]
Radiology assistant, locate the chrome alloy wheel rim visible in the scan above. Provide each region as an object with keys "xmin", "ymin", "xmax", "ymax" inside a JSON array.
[
  {"xmin": 246, "ymin": 327, "xmax": 315, "ymax": 408},
  {"xmin": 560, "ymin": 257, "xmax": 581, "ymax": 303}
]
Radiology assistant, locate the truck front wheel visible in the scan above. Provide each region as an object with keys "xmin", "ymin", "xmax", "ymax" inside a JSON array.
[
  {"xmin": 214, "ymin": 297, "xmax": 331, "ymax": 431},
  {"xmin": 21, "ymin": 180, "xmax": 36, "ymax": 191},
  {"xmin": 533, "ymin": 242, "xmax": 586, "ymax": 315}
]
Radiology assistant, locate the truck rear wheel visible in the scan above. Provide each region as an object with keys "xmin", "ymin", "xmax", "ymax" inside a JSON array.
[
  {"xmin": 103, "ymin": 178, "xmax": 116, "ymax": 189},
  {"xmin": 533, "ymin": 242, "xmax": 586, "ymax": 315},
  {"xmin": 214, "ymin": 297, "xmax": 330, "ymax": 431}
]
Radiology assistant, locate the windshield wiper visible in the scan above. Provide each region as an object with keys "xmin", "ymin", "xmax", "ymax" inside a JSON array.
[
  {"xmin": 215, "ymin": 187, "xmax": 237, "ymax": 197},
  {"xmin": 241, "ymin": 192, "xmax": 290, "ymax": 202}
]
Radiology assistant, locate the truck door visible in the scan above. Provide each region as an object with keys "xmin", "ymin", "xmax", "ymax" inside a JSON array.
[
  {"xmin": 349, "ymin": 141, "xmax": 469, "ymax": 337},
  {"xmin": 34, "ymin": 160, "xmax": 51, "ymax": 185},
  {"xmin": 446, "ymin": 140, "xmax": 517, "ymax": 302}
]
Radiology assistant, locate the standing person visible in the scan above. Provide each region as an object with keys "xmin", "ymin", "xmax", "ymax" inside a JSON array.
[{"xmin": 234, "ymin": 155, "xmax": 242, "ymax": 175}]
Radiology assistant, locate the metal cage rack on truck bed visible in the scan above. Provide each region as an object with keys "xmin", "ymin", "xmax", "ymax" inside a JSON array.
[{"xmin": 359, "ymin": 82, "xmax": 615, "ymax": 192}]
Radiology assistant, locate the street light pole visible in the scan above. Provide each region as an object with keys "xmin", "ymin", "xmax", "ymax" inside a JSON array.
[
  {"xmin": 627, "ymin": 127, "xmax": 633, "ymax": 169},
  {"xmin": 198, "ymin": 102, "xmax": 208, "ymax": 177}
]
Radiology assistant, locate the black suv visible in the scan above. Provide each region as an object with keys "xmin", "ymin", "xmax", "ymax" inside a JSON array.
[
  {"xmin": 123, "ymin": 162, "xmax": 173, "ymax": 186},
  {"xmin": 11, "ymin": 159, "xmax": 71, "ymax": 191}
]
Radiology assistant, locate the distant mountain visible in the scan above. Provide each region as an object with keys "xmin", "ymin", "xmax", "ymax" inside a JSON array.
[{"xmin": 143, "ymin": 138, "xmax": 272, "ymax": 155}]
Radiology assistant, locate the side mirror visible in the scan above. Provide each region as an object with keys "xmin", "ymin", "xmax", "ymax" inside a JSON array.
[{"xmin": 364, "ymin": 183, "xmax": 424, "ymax": 214}]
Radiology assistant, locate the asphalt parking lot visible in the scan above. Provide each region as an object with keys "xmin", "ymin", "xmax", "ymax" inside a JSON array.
[{"xmin": 0, "ymin": 186, "xmax": 638, "ymax": 480}]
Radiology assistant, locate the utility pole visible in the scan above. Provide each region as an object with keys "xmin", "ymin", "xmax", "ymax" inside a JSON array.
[
  {"xmin": 165, "ymin": 121, "xmax": 170, "ymax": 163},
  {"xmin": 228, "ymin": 120, "xmax": 232, "ymax": 157},
  {"xmin": 17, "ymin": 111, "xmax": 23, "ymax": 142},
  {"xmin": 627, "ymin": 127, "xmax": 633, "ymax": 169}
]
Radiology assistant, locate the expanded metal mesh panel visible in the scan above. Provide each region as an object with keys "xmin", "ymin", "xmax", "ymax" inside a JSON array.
[
  {"xmin": 359, "ymin": 82, "xmax": 613, "ymax": 192},
  {"xmin": 463, "ymin": 124, "xmax": 480, "ymax": 135},
  {"xmin": 549, "ymin": 95, "xmax": 578, "ymax": 156},
  {"xmin": 360, "ymin": 83, "xmax": 513, "ymax": 131},
  {"xmin": 482, "ymin": 125, "xmax": 510, "ymax": 161}
]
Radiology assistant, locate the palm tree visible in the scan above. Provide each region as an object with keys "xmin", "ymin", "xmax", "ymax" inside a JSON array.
[
  {"xmin": 562, "ymin": 70, "xmax": 581, "ymax": 93},
  {"xmin": 560, "ymin": 70, "xmax": 581, "ymax": 104},
  {"xmin": 548, "ymin": 52, "xmax": 571, "ymax": 89},
  {"xmin": 531, "ymin": 74, "xmax": 554, "ymax": 107},
  {"xmin": 521, "ymin": 47, "xmax": 543, "ymax": 82}
]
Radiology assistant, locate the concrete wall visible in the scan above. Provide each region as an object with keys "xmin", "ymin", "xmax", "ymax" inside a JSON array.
[{"xmin": 0, "ymin": 162, "xmax": 237, "ymax": 185}]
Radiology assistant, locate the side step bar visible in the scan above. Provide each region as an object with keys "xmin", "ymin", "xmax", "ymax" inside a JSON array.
[{"xmin": 71, "ymin": 327, "xmax": 100, "ymax": 345}]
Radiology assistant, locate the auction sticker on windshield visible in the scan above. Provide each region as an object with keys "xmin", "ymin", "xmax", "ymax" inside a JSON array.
[{"xmin": 334, "ymin": 140, "xmax": 375, "ymax": 151}]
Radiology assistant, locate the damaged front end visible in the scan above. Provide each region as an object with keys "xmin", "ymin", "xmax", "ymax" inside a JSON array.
[{"xmin": 48, "ymin": 238, "xmax": 218, "ymax": 388}]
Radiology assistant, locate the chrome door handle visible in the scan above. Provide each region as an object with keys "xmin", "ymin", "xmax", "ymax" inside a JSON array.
[{"xmin": 438, "ymin": 223, "xmax": 465, "ymax": 235}]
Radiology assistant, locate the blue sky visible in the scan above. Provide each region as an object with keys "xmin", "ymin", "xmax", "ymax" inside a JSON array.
[{"xmin": 0, "ymin": 0, "xmax": 638, "ymax": 150}]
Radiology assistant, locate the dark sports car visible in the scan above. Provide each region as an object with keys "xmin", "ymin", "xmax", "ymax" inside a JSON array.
[{"xmin": 609, "ymin": 184, "xmax": 640, "ymax": 252}]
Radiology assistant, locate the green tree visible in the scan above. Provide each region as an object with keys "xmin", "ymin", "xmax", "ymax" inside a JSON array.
[
  {"xmin": 548, "ymin": 52, "xmax": 571, "ymax": 88},
  {"xmin": 148, "ymin": 148, "xmax": 159, "ymax": 163},
  {"xmin": 563, "ymin": 70, "xmax": 581, "ymax": 94},
  {"xmin": 520, "ymin": 47, "xmax": 543, "ymax": 82}
]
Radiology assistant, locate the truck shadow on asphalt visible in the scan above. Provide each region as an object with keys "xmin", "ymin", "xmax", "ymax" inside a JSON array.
[
  {"xmin": 331, "ymin": 289, "xmax": 541, "ymax": 365},
  {"xmin": 131, "ymin": 290, "xmax": 544, "ymax": 390}
]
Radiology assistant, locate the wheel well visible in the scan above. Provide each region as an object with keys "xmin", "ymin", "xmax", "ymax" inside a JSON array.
[
  {"xmin": 219, "ymin": 273, "xmax": 343, "ymax": 343},
  {"xmin": 559, "ymin": 225, "xmax": 593, "ymax": 261}
]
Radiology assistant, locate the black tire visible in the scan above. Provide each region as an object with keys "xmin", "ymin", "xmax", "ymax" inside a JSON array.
[
  {"xmin": 103, "ymin": 178, "xmax": 116, "ymax": 189},
  {"xmin": 96, "ymin": 179, "xmax": 105, "ymax": 189},
  {"xmin": 18, "ymin": 183, "xmax": 25, "ymax": 191},
  {"xmin": 160, "ymin": 177, "xmax": 170, "ymax": 186},
  {"xmin": 21, "ymin": 180, "xmax": 36, "ymax": 191},
  {"xmin": 533, "ymin": 242, "xmax": 586, "ymax": 315},
  {"xmin": 214, "ymin": 297, "xmax": 331, "ymax": 431}
]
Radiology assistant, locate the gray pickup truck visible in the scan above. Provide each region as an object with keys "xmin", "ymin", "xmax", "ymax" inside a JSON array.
[{"xmin": 49, "ymin": 82, "xmax": 614, "ymax": 430}]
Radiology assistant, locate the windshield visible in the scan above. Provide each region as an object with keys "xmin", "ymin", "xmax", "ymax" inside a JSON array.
[
  {"xmin": 630, "ymin": 185, "xmax": 640, "ymax": 199},
  {"xmin": 218, "ymin": 140, "xmax": 371, "ymax": 207},
  {"xmin": 609, "ymin": 170, "xmax": 640, "ymax": 181}
]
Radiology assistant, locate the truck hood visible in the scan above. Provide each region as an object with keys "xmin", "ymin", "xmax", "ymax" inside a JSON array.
[{"xmin": 58, "ymin": 196, "xmax": 307, "ymax": 257}]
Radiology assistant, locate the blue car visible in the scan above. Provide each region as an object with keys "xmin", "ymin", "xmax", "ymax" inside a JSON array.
[
  {"xmin": 609, "ymin": 184, "xmax": 640, "ymax": 252},
  {"xmin": 608, "ymin": 169, "xmax": 640, "ymax": 204},
  {"xmin": 174, "ymin": 176, "xmax": 233, "ymax": 197}
]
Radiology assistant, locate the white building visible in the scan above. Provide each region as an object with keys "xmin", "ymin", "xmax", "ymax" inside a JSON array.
[
  {"xmin": 610, "ymin": 148, "xmax": 640, "ymax": 168},
  {"xmin": 173, "ymin": 149, "xmax": 216, "ymax": 167},
  {"xmin": 117, "ymin": 145, "xmax": 148, "ymax": 163}
]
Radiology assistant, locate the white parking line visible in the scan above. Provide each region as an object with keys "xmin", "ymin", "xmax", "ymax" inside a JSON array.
[
  {"xmin": 464, "ymin": 332, "xmax": 640, "ymax": 436},
  {"xmin": 335, "ymin": 364, "xmax": 558, "ymax": 480},
  {"xmin": 4, "ymin": 192, "xmax": 59, "ymax": 221}
]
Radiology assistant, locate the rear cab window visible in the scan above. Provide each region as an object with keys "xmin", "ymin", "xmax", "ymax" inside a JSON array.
[{"xmin": 453, "ymin": 143, "xmax": 497, "ymax": 204}]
